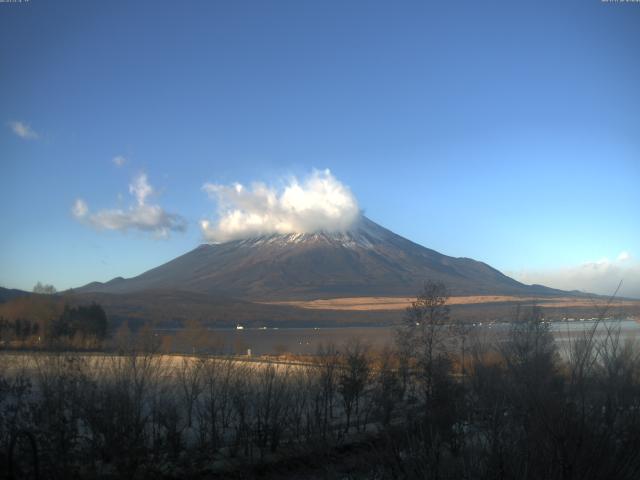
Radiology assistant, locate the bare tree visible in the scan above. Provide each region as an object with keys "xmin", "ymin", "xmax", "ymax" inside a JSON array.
[
  {"xmin": 398, "ymin": 280, "xmax": 452, "ymax": 402},
  {"xmin": 372, "ymin": 346, "xmax": 404, "ymax": 427},
  {"xmin": 315, "ymin": 343, "xmax": 340, "ymax": 440},
  {"xmin": 33, "ymin": 282, "xmax": 57, "ymax": 295},
  {"xmin": 338, "ymin": 340, "xmax": 370, "ymax": 433},
  {"xmin": 196, "ymin": 358, "xmax": 235, "ymax": 453},
  {"xmin": 177, "ymin": 357, "xmax": 203, "ymax": 429}
]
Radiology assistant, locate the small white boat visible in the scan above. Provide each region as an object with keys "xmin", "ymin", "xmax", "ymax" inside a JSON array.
[{"xmin": 236, "ymin": 325, "xmax": 244, "ymax": 330}]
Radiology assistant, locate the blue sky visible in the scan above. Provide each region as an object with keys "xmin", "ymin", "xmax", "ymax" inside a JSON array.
[{"xmin": 1, "ymin": 0, "xmax": 639, "ymax": 297}]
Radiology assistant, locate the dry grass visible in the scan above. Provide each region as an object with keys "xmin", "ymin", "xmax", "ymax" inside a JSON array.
[{"xmin": 262, "ymin": 295, "xmax": 640, "ymax": 311}]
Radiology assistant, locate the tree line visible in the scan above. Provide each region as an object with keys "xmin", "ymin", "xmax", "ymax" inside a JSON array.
[{"xmin": 0, "ymin": 303, "xmax": 109, "ymax": 347}]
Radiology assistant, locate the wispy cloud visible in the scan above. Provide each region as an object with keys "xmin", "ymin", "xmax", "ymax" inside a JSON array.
[
  {"xmin": 7, "ymin": 120, "xmax": 39, "ymax": 140},
  {"xmin": 72, "ymin": 198, "xmax": 89, "ymax": 218},
  {"xmin": 112, "ymin": 155, "xmax": 126, "ymax": 167},
  {"xmin": 72, "ymin": 173, "xmax": 187, "ymax": 238},
  {"xmin": 200, "ymin": 169, "xmax": 360, "ymax": 243},
  {"xmin": 510, "ymin": 251, "xmax": 640, "ymax": 299}
]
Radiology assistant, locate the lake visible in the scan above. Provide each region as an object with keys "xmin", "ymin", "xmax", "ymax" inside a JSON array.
[{"xmin": 157, "ymin": 318, "xmax": 640, "ymax": 355}]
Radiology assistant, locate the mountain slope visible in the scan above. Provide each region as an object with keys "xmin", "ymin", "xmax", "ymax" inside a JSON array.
[
  {"xmin": 77, "ymin": 216, "xmax": 565, "ymax": 300},
  {"xmin": 0, "ymin": 286, "xmax": 30, "ymax": 304}
]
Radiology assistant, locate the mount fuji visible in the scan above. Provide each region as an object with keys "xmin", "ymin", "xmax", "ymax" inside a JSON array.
[{"xmin": 77, "ymin": 216, "xmax": 562, "ymax": 300}]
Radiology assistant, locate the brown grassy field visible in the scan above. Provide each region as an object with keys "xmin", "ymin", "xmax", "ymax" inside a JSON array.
[{"xmin": 263, "ymin": 295, "xmax": 640, "ymax": 312}]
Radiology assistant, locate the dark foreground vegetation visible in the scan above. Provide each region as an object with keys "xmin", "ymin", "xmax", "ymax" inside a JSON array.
[{"xmin": 1, "ymin": 282, "xmax": 640, "ymax": 479}]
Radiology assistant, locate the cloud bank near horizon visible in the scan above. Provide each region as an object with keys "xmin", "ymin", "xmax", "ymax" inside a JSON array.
[
  {"xmin": 200, "ymin": 169, "xmax": 360, "ymax": 243},
  {"xmin": 72, "ymin": 173, "xmax": 186, "ymax": 237},
  {"xmin": 510, "ymin": 251, "xmax": 640, "ymax": 299}
]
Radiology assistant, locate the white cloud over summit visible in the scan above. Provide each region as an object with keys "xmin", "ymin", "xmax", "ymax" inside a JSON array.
[
  {"xmin": 72, "ymin": 173, "xmax": 186, "ymax": 237},
  {"xmin": 200, "ymin": 169, "xmax": 360, "ymax": 243},
  {"xmin": 511, "ymin": 251, "xmax": 640, "ymax": 299}
]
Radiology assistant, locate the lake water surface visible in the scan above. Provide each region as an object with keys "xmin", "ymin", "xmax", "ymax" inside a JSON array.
[{"xmin": 158, "ymin": 319, "xmax": 640, "ymax": 355}]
